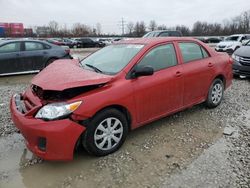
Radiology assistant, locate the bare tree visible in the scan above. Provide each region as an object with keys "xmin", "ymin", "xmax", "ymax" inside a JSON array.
[
  {"xmin": 175, "ymin": 25, "xmax": 191, "ymax": 36},
  {"xmin": 72, "ymin": 23, "xmax": 91, "ymax": 37},
  {"xmin": 134, "ymin": 21, "xmax": 146, "ymax": 37},
  {"xmin": 48, "ymin": 21, "xmax": 59, "ymax": 37},
  {"xmin": 149, "ymin": 20, "xmax": 157, "ymax": 31},
  {"xmin": 157, "ymin": 25, "xmax": 167, "ymax": 30},
  {"xmin": 127, "ymin": 22, "xmax": 134, "ymax": 35},
  {"xmin": 96, "ymin": 23, "xmax": 102, "ymax": 36}
]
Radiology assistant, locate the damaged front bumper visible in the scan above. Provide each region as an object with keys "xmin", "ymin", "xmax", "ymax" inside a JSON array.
[{"xmin": 10, "ymin": 94, "xmax": 86, "ymax": 161}]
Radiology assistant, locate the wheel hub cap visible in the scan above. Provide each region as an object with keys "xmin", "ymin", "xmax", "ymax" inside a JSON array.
[
  {"xmin": 94, "ymin": 117, "xmax": 123, "ymax": 151},
  {"xmin": 211, "ymin": 83, "xmax": 222, "ymax": 104}
]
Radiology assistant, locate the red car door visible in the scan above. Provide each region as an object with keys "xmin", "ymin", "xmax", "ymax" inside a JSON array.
[
  {"xmin": 131, "ymin": 43, "xmax": 184, "ymax": 126},
  {"xmin": 177, "ymin": 42, "xmax": 215, "ymax": 106}
]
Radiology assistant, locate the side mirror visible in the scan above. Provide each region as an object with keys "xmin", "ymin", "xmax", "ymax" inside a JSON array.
[{"xmin": 132, "ymin": 66, "xmax": 154, "ymax": 78}]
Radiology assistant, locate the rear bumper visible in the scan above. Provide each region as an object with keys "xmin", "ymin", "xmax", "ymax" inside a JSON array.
[
  {"xmin": 10, "ymin": 94, "xmax": 86, "ymax": 161},
  {"xmin": 215, "ymin": 48, "xmax": 234, "ymax": 54}
]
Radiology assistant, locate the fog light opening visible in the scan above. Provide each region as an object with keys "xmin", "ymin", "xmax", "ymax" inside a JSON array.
[{"xmin": 38, "ymin": 137, "xmax": 47, "ymax": 151}]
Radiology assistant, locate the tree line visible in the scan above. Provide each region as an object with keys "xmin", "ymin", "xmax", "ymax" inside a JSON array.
[
  {"xmin": 127, "ymin": 10, "xmax": 250, "ymax": 37},
  {"xmin": 36, "ymin": 10, "xmax": 250, "ymax": 38}
]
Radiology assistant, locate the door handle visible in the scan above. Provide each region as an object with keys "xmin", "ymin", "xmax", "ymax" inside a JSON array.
[
  {"xmin": 208, "ymin": 62, "xmax": 213, "ymax": 67},
  {"xmin": 175, "ymin": 71, "xmax": 182, "ymax": 77}
]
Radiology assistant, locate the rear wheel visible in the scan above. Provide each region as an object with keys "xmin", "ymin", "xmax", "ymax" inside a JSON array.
[
  {"xmin": 82, "ymin": 108, "xmax": 128, "ymax": 156},
  {"xmin": 206, "ymin": 78, "xmax": 224, "ymax": 108}
]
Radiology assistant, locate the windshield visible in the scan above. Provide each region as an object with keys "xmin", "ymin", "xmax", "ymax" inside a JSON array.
[
  {"xmin": 80, "ymin": 44, "xmax": 144, "ymax": 75},
  {"xmin": 245, "ymin": 40, "xmax": 250, "ymax": 46},
  {"xmin": 224, "ymin": 36, "xmax": 240, "ymax": 41},
  {"xmin": 143, "ymin": 31, "xmax": 160, "ymax": 38}
]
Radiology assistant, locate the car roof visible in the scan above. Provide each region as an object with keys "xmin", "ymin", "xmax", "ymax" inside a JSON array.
[
  {"xmin": 0, "ymin": 39, "xmax": 56, "ymax": 48},
  {"xmin": 0, "ymin": 39, "xmax": 47, "ymax": 43},
  {"xmin": 118, "ymin": 37, "xmax": 200, "ymax": 45},
  {"xmin": 149, "ymin": 30, "xmax": 180, "ymax": 33},
  {"xmin": 229, "ymin": 34, "xmax": 250, "ymax": 37}
]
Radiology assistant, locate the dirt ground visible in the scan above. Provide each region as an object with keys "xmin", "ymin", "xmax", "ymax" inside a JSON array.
[{"xmin": 0, "ymin": 48, "xmax": 249, "ymax": 188}]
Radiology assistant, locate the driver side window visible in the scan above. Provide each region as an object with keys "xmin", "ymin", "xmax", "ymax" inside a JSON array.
[{"xmin": 138, "ymin": 44, "xmax": 177, "ymax": 71}]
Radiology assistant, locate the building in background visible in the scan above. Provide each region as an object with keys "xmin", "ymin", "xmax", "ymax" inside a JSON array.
[
  {"xmin": 24, "ymin": 28, "xmax": 34, "ymax": 37},
  {"xmin": 0, "ymin": 27, "xmax": 5, "ymax": 37},
  {"xmin": 0, "ymin": 23, "xmax": 9, "ymax": 37},
  {"xmin": 0, "ymin": 22, "xmax": 28, "ymax": 37},
  {"xmin": 36, "ymin": 26, "xmax": 50, "ymax": 37},
  {"xmin": 9, "ymin": 23, "xmax": 24, "ymax": 37}
]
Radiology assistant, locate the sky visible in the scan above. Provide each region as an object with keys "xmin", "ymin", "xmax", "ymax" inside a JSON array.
[{"xmin": 0, "ymin": 0, "xmax": 249, "ymax": 34}]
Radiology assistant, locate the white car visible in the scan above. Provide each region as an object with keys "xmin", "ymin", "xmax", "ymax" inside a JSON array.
[
  {"xmin": 98, "ymin": 38, "xmax": 112, "ymax": 46},
  {"xmin": 215, "ymin": 34, "xmax": 250, "ymax": 54}
]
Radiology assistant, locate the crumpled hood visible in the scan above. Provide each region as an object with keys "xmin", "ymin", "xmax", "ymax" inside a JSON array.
[
  {"xmin": 234, "ymin": 46, "xmax": 250, "ymax": 58},
  {"xmin": 217, "ymin": 41, "xmax": 239, "ymax": 47},
  {"xmin": 32, "ymin": 59, "xmax": 113, "ymax": 91}
]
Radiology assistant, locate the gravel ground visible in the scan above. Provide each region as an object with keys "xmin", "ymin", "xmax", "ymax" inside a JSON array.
[{"xmin": 0, "ymin": 61, "xmax": 249, "ymax": 187}]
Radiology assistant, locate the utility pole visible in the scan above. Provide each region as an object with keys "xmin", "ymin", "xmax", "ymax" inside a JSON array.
[{"xmin": 118, "ymin": 18, "xmax": 126, "ymax": 36}]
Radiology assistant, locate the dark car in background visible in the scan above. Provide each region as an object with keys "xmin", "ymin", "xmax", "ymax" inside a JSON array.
[
  {"xmin": 143, "ymin": 30, "xmax": 183, "ymax": 38},
  {"xmin": 196, "ymin": 37, "xmax": 222, "ymax": 44},
  {"xmin": 45, "ymin": 38, "xmax": 79, "ymax": 48},
  {"xmin": 76, "ymin": 38, "xmax": 105, "ymax": 48},
  {"xmin": 46, "ymin": 38, "xmax": 65, "ymax": 46},
  {"xmin": 0, "ymin": 39, "xmax": 71, "ymax": 76},
  {"xmin": 232, "ymin": 40, "xmax": 250, "ymax": 77},
  {"xmin": 61, "ymin": 38, "xmax": 78, "ymax": 48}
]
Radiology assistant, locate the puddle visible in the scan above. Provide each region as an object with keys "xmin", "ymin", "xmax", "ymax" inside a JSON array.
[
  {"xmin": 0, "ymin": 133, "xmax": 97, "ymax": 188},
  {"xmin": 162, "ymin": 137, "xmax": 236, "ymax": 188},
  {"xmin": 0, "ymin": 133, "xmax": 27, "ymax": 187}
]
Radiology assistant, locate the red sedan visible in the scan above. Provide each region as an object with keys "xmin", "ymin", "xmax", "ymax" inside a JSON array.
[{"xmin": 10, "ymin": 37, "xmax": 232, "ymax": 161}]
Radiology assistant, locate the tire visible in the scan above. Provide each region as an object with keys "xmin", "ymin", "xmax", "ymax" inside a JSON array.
[
  {"xmin": 206, "ymin": 78, "xmax": 224, "ymax": 108},
  {"xmin": 82, "ymin": 108, "xmax": 129, "ymax": 156}
]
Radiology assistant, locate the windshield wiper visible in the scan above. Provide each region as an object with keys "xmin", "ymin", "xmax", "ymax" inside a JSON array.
[{"xmin": 84, "ymin": 64, "xmax": 103, "ymax": 73}]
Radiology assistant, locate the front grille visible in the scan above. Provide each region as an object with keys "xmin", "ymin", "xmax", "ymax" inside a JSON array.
[
  {"xmin": 219, "ymin": 45, "xmax": 226, "ymax": 48},
  {"xmin": 23, "ymin": 97, "xmax": 36, "ymax": 111},
  {"xmin": 239, "ymin": 56, "xmax": 250, "ymax": 66},
  {"xmin": 31, "ymin": 85, "xmax": 44, "ymax": 99}
]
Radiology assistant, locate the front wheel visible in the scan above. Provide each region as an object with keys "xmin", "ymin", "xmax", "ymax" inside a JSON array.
[
  {"xmin": 206, "ymin": 78, "xmax": 224, "ymax": 108},
  {"xmin": 82, "ymin": 109, "xmax": 128, "ymax": 156}
]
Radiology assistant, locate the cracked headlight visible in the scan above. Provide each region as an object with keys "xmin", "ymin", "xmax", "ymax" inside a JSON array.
[{"xmin": 35, "ymin": 101, "xmax": 82, "ymax": 121}]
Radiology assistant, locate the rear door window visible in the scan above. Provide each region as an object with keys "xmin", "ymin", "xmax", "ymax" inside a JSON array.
[
  {"xmin": 178, "ymin": 42, "xmax": 209, "ymax": 63},
  {"xmin": 0, "ymin": 42, "xmax": 21, "ymax": 53},
  {"xmin": 25, "ymin": 42, "xmax": 44, "ymax": 51}
]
